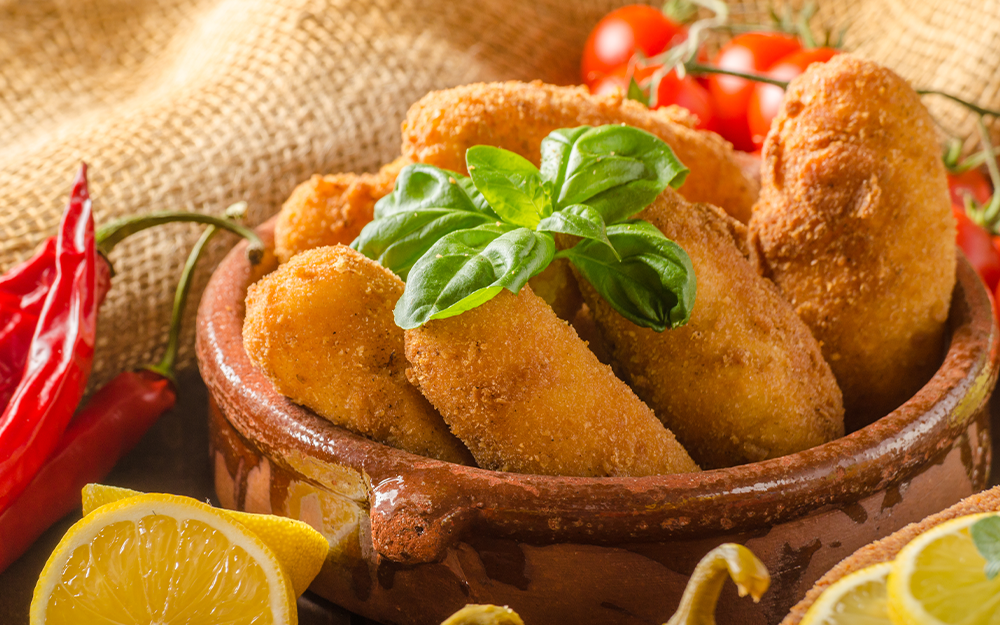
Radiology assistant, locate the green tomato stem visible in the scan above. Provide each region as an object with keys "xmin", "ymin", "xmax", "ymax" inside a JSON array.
[
  {"xmin": 684, "ymin": 61, "xmax": 789, "ymax": 88},
  {"xmin": 975, "ymin": 118, "xmax": 1000, "ymax": 230},
  {"xmin": 917, "ymin": 90, "xmax": 1000, "ymax": 119}
]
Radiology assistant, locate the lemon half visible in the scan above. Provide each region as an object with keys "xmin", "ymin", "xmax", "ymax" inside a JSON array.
[
  {"xmin": 888, "ymin": 513, "xmax": 1000, "ymax": 625},
  {"xmin": 81, "ymin": 484, "xmax": 328, "ymax": 596},
  {"xmin": 32, "ymin": 492, "xmax": 301, "ymax": 624},
  {"xmin": 800, "ymin": 562, "xmax": 891, "ymax": 625}
]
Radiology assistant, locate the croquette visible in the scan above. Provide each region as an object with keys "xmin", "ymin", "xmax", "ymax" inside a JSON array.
[
  {"xmin": 580, "ymin": 188, "xmax": 844, "ymax": 469},
  {"xmin": 749, "ymin": 55, "xmax": 955, "ymax": 430},
  {"xmin": 405, "ymin": 286, "xmax": 700, "ymax": 477},
  {"xmin": 243, "ymin": 245, "xmax": 474, "ymax": 464}
]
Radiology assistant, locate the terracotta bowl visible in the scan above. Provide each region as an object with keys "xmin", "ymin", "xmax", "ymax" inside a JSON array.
[{"xmin": 197, "ymin": 217, "xmax": 998, "ymax": 625}]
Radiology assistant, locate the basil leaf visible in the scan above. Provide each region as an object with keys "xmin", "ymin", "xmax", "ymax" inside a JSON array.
[
  {"xmin": 352, "ymin": 209, "xmax": 494, "ymax": 280},
  {"xmin": 561, "ymin": 220, "xmax": 695, "ymax": 331},
  {"xmin": 539, "ymin": 127, "xmax": 590, "ymax": 195},
  {"xmin": 536, "ymin": 204, "xmax": 617, "ymax": 259},
  {"xmin": 972, "ymin": 515, "xmax": 1000, "ymax": 580},
  {"xmin": 374, "ymin": 163, "xmax": 498, "ymax": 220},
  {"xmin": 539, "ymin": 125, "xmax": 689, "ymax": 223},
  {"xmin": 394, "ymin": 225, "xmax": 556, "ymax": 329},
  {"xmin": 466, "ymin": 146, "xmax": 551, "ymax": 228},
  {"xmin": 627, "ymin": 77, "xmax": 650, "ymax": 106}
]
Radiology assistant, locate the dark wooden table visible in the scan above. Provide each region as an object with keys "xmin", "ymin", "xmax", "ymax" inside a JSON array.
[{"xmin": 2, "ymin": 371, "xmax": 998, "ymax": 624}]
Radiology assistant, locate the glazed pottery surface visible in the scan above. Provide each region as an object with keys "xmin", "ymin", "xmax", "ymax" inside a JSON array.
[{"xmin": 197, "ymin": 218, "xmax": 997, "ymax": 625}]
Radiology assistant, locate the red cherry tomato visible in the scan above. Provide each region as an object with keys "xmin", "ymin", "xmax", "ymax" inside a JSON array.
[
  {"xmin": 948, "ymin": 169, "xmax": 993, "ymax": 207},
  {"xmin": 655, "ymin": 72, "xmax": 716, "ymax": 131},
  {"xmin": 707, "ymin": 33, "xmax": 803, "ymax": 152},
  {"xmin": 954, "ymin": 205, "xmax": 1000, "ymax": 291},
  {"xmin": 747, "ymin": 47, "xmax": 839, "ymax": 150},
  {"xmin": 591, "ymin": 73, "xmax": 630, "ymax": 97},
  {"xmin": 581, "ymin": 5, "xmax": 685, "ymax": 86}
]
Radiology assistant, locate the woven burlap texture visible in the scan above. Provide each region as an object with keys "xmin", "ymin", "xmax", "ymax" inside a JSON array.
[{"xmin": 1, "ymin": 0, "xmax": 997, "ymax": 390}]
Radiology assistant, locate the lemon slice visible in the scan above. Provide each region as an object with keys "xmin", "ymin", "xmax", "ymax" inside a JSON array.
[
  {"xmin": 31, "ymin": 492, "xmax": 299, "ymax": 624},
  {"xmin": 81, "ymin": 484, "xmax": 328, "ymax": 596},
  {"xmin": 800, "ymin": 562, "xmax": 891, "ymax": 625},
  {"xmin": 888, "ymin": 513, "xmax": 1000, "ymax": 625}
]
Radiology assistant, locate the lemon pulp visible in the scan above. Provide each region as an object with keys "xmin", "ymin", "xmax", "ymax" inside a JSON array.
[
  {"xmin": 889, "ymin": 514, "xmax": 1000, "ymax": 625},
  {"xmin": 32, "ymin": 495, "xmax": 294, "ymax": 624},
  {"xmin": 801, "ymin": 562, "xmax": 891, "ymax": 625}
]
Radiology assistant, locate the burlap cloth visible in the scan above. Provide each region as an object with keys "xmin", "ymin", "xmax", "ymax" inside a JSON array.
[{"xmin": 1, "ymin": 0, "xmax": 997, "ymax": 391}]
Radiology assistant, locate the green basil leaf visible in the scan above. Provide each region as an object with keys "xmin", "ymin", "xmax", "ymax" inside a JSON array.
[
  {"xmin": 536, "ymin": 204, "xmax": 617, "ymax": 259},
  {"xmin": 560, "ymin": 220, "xmax": 695, "ymax": 331},
  {"xmin": 374, "ymin": 163, "xmax": 498, "ymax": 220},
  {"xmin": 539, "ymin": 125, "xmax": 689, "ymax": 223},
  {"xmin": 627, "ymin": 77, "xmax": 650, "ymax": 106},
  {"xmin": 352, "ymin": 209, "xmax": 494, "ymax": 280},
  {"xmin": 539, "ymin": 127, "xmax": 591, "ymax": 194},
  {"xmin": 394, "ymin": 225, "xmax": 556, "ymax": 329},
  {"xmin": 466, "ymin": 146, "xmax": 551, "ymax": 228},
  {"xmin": 971, "ymin": 515, "xmax": 1000, "ymax": 580}
]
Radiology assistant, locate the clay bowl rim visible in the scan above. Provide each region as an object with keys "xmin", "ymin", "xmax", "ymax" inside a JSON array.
[{"xmin": 197, "ymin": 216, "xmax": 998, "ymax": 557}]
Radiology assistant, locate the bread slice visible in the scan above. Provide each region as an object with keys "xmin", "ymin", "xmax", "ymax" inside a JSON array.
[{"xmin": 781, "ymin": 485, "xmax": 1000, "ymax": 624}]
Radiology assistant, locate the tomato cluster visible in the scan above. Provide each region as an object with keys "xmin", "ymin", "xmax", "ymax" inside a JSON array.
[
  {"xmin": 582, "ymin": 5, "xmax": 1000, "ymax": 312},
  {"xmin": 581, "ymin": 5, "xmax": 838, "ymax": 150},
  {"xmin": 948, "ymin": 169, "xmax": 1000, "ymax": 301}
]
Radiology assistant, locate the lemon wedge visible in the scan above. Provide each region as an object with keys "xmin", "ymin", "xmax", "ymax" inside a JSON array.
[
  {"xmin": 81, "ymin": 484, "xmax": 328, "ymax": 596},
  {"xmin": 31, "ymin": 488, "xmax": 328, "ymax": 624},
  {"xmin": 441, "ymin": 604, "xmax": 526, "ymax": 625},
  {"xmin": 800, "ymin": 562, "xmax": 891, "ymax": 625},
  {"xmin": 887, "ymin": 513, "xmax": 1000, "ymax": 625}
]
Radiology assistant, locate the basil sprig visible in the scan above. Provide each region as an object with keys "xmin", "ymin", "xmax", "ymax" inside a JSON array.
[
  {"xmin": 972, "ymin": 515, "xmax": 1000, "ymax": 580},
  {"xmin": 352, "ymin": 124, "xmax": 694, "ymax": 330}
]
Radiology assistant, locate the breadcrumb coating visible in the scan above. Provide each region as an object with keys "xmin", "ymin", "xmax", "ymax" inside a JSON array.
[
  {"xmin": 749, "ymin": 55, "xmax": 955, "ymax": 430},
  {"xmin": 580, "ymin": 188, "xmax": 844, "ymax": 469},
  {"xmin": 243, "ymin": 245, "xmax": 474, "ymax": 464},
  {"xmin": 405, "ymin": 286, "xmax": 699, "ymax": 477},
  {"xmin": 400, "ymin": 80, "xmax": 759, "ymax": 223}
]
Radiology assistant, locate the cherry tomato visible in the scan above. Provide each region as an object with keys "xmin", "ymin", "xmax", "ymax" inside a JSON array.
[
  {"xmin": 581, "ymin": 5, "xmax": 685, "ymax": 86},
  {"xmin": 707, "ymin": 33, "xmax": 803, "ymax": 152},
  {"xmin": 591, "ymin": 73, "xmax": 630, "ymax": 97},
  {"xmin": 655, "ymin": 72, "xmax": 716, "ymax": 131},
  {"xmin": 948, "ymin": 169, "xmax": 992, "ymax": 207},
  {"xmin": 747, "ymin": 47, "xmax": 839, "ymax": 150},
  {"xmin": 954, "ymin": 205, "xmax": 1000, "ymax": 291}
]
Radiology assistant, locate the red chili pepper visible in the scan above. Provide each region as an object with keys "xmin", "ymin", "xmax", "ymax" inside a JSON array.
[
  {"xmin": 0, "ymin": 213, "xmax": 259, "ymax": 572},
  {"xmin": 0, "ymin": 165, "xmax": 107, "ymax": 510},
  {"xmin": 0, "ymin": 370, "xmax": 175, "ymax": 571},
  {"xmin": 0, "ymin": 238, "xmax": 58, "ymax": 407}
]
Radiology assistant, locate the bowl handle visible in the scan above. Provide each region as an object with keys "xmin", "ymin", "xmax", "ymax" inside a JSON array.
[{"xmin": 369, "ymin": 472, "xmax": 478, "ymax": 564}]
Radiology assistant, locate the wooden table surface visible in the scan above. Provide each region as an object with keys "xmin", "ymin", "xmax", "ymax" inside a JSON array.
[{"xmin": 2, "ymin": 370, "xmax": 997, "ymax": 624}]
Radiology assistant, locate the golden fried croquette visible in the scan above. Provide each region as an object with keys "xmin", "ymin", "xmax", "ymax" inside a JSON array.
[
  {"xmin": 404, "ymin": 286, "xmax": 700, "ymax": 477},
  {"xmin": 525, "ymin": 258, "xmax": 582, "ymax": 321},
  {"xmin": 400, "ymin": 80, "xmax": 759, "ymax": 223},
  {"xmin": 749, "ymin": 55, "xmax": 956, "ymax": 430},
  {"xmin": 243, "ymin": 245, "xmax": 474, "ymax": 465},
  {"xmin": 579, "ymin": 188, "xmax": 844, "ymax": 469},
  {"xmin": 274, "ymin": 157, "xmax": 409, "ymax": 263},
  {"xmin": 571, "ymin": 304, "xmax": 613, "ymax": 366}
]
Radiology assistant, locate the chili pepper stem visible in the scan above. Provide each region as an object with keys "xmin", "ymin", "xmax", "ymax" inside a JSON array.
[
  {"xmin": 143, "ymin": 226, "xmax": 219, "ymax": 383},
  {"xmin": 95, "ymin": 211, "xmax": 264, "ymax": 268},
  {"xmin": 683, "ymin": 61, "xmax": 790, "ymax": 88}
]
